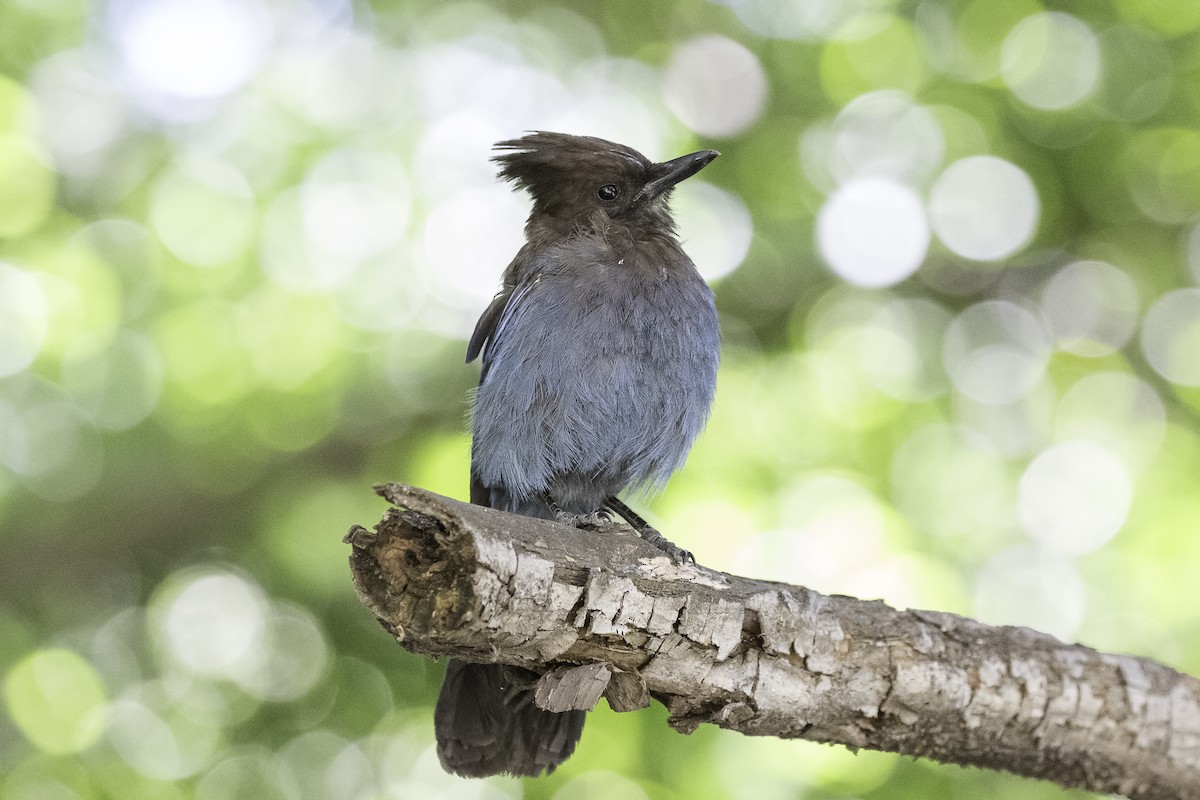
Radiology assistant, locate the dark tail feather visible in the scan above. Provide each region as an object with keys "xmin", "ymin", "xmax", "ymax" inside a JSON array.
[
  {"xmin": 444, "ymin": 476, "xmax": 583, "ymax": 776},
  {"xmin": 435, "ymin": 660, "xmax": 585, "ymax": 778},
  {"xmin": 470, "ymin": 475, "xmax": 556, "ymax": 519}
]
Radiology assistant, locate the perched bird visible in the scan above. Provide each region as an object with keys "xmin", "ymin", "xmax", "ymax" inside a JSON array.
[{"xmin": 435, "ymin": 132, "xmax": 721, "ymax": 778}]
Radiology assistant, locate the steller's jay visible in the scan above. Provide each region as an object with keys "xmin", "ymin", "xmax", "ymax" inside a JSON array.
[{"xmin": 435, "ymin": 132, "xmax": 721, "ymax": 778}]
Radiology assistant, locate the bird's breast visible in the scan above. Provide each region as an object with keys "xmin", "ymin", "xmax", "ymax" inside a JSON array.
[
  {"xmin": 470, "ymin": 244, "xmax": 719, "ymax": 503},
  {"xmin": 542, "ymin": 260, "xmax": 719, "ymax": 476}
]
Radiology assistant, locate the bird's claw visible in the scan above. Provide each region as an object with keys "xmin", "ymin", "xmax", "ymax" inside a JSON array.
[
  {"xmin": 639, "ymin": 526, "xmax": 695, "ymax": 565},
  {"xmin": 555, "ymin": 509, "xmax": 614, "ymax": 529}
]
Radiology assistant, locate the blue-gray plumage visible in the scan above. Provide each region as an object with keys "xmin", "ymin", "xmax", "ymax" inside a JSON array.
[
  {"xmin": 471, "ymin": 237, "xmax": 719, "ymax": 515},
  {"xmin": 436, "ymin": 131, "xmax": 721, "ymax": 779}
]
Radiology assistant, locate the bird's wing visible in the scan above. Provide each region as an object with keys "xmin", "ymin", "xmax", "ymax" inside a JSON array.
[
  {"xmin": 465, "ymin": 288, "xmax": 509, "ymax": 365},
  {"xmin": 466, "ymin": 248, "xmax": 552, "ymax": 507},
  {"xmin": 467, "ymin": 245, "xmax": 552, "ymax": 382},
  {"xmin": 466, "ymin": 261, "xmax": 548, "ymax": 507},
  {"xmin": 467, "ymin": 283, "xmax": 521, "ymax": 508},
  {"xmin": 473, "ymin": 276, "xmax": 541, "ymax": 385},
  {"xmin": 466, "ymin": 243, "xmax": 546, "ymax": 366}
]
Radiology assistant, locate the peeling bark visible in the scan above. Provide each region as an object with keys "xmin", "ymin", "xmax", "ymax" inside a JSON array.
[{"xmin": 345, "ymin": 483, "xmax": 1200, "ymax": 799}]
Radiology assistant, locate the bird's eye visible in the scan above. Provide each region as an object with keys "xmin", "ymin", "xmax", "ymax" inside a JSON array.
[{"xmin": 597, "ymin": 184, "xmax": 621, "ymax": 202}]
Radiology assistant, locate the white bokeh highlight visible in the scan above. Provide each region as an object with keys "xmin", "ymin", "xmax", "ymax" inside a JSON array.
[
  {"xmin": 665, "ymin": 35, "xmax": 768, "ymax": 138},
  {"xmin": 155, "ymin": 569, "xmax": 329, "ymax": 701},
  {"xmin": 160, "ymin": 571, "xmax": 268, "ymax": 676},
  {"xmin": 0, "ymin": 379, "xmax": 104, "ymax": 501},
  {"xmin": 1018, "ymin": 441, "xmax": 1132, "ymax": 555},
  {"xmin": 832, "ymin": 91, "xmax": 945, "ymax": 185},
  {"xmin": 1055, "ymin": 371, "xmax": 1166, "ymax": 472},
  {"xmin": 1141, "ymin": 288, "xmax": 1200, "ymax": 386},
  {"xmin": 673, "ymin": 181, "xmax": 753, "ymax": 281},
  {"xmin": 1001, "ymin": 12, "xmax": 1100, "ymax": 110},
  {"xmin": 31, "ymin": 52, "xmax": 128, "ymax": 163},
  {"xmin": 1040, "ymin": 260, "xmax": 1139, "ymax": 356},
  {"xmin": 943, "ymin": 300, "xmax": 1049, "ymax": 404},
  {"xmin": 720, "ymin": 0, "xmax": 878, "ymax": 40},
  {"xmin": 106, "ymin": 697, "xmax": 218, "ymax": 780},
  {"xmin": 870, "ymin": 297, "xmax": 953, "ymax": 401},
  {"xmin": 233, "ymin": 602, "xmax": 330, "ymax": 702},
  {"xmin": 109, "ymin": 0, "xmax": 273, "ymax": 103},
  {"xmin": 301, "ymin": 148, "xmax": 410, "ymax": 266},
  {"xmin": 261, "ymin": 188, "xmax": 359, "ymax": 291},
  {"xmin": 929, "ymin": 156, "xmax": 1039, "ymax": 261},
  {"xmin": 817, "ymin": 177, "xmax": 930, "ymax": 287},
  {"xmin": 891, "ymin": 423, "xmax": 1014, "ymax": 544},
  {"xmin": 422, "ymin": 184, "xmax": 528, "ymax": 311},
  {"xmin": 0, "ymin": 263, "xmax": 47, "ymax": 376},
  {"xmin": 548, "ymin": 60, "xmax": 669, "ymax": 152}
]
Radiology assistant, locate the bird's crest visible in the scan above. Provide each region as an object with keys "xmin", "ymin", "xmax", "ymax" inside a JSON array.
[{"xmin": 492, "ymin": 132, "xmax": 651, "ymax": 193}]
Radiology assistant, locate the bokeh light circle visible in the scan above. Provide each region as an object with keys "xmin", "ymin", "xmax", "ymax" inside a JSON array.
[
  {"xmin": 157, "ymin": 569, "xmax": 268, "ymax": 676},
  {"xmin": 109, "ymin": 0, "xmax": 273, "ymax": 102},
  {"xmin": 0, "ymin": 263, "xmax": 47, "ymax": 376},
  {"xmin": 1124, "ymin": 128, "xmax": 1200, "ymax": 224},
  {"xmin": 817, "ymin": 176, "xmax": 930, "ymax": 287},
  {"xmin": 551, "ymin": 771, "xmax": 650, "ymax": 800},
  {"xmin": 891, "ymin": 423, "xmax": 1013, "ymax": 547},
  {"xmin": 301, "ymin": 147, "xmax": 411, "ymax": 267},
  {"xmin": 929, "ymin": 156, "xmax": 1039, "ymax": 261},
  {"xmin": 0, "ymin": 379, "xmax": 104, "ymax": 500},
  {"xmin": 1001, "ymin": 12, "xmax": 1100, "ymax": 111},
  {"xmin": 1018, "ymin": 440, "xmax": 1132, "ymax": 555},
  {"xmin": 260, "ymin": 189, "xmax": 357, "ymax": 291},
  {"xmin": 1040, "ymin": 260, "xmax": 1139, "ymax": 356},
  {"xmin": 734, "ymin": 474, "xmax": 894, "ymax": 596},
  {"xmin": 1096, "ymin": 25, "xmax": 1173, "ymax": 122},
  {"xmin": 0, "ymin": 135, "xmax": 56, "ymax": 237},
  {"xmin": 150, "ymin": 156, "xmax": 256, "ymax": 267},
  {"xmin": 672, "ymin": 181, "xmax": 753, "ymax": 281},
  {"xmin": 665, "ymin": 35, "xmax": 768, "ymax": 138},
  {"xmin": 721, "ymin": 0, "xmax": 871, "ymax": 40},
  {"xmin": 62, "ymin": 331, "xmax": 163, "ymax": 430},
  {"xmin": 4, "ymin": 648, "xmax": 107, "ymax": 755},
  {"xmin": 831, "ymin": 91, "xmax": 945, "ymax": 185},
  {"xmin": 943, "ymin": 300, "xmax": 1049, "ymax": 404},
  {"xmin": 1055, "ymin": 371, "xmax": 1166, "ymax": 471},
  {"xmin": 423, "ymin": 184, "xmax": 528, "ymax": 312},
  {"xmin": 106, "ymin": 696, "xmax": 217, "ymax": 780},
  {"xmin": 1140, "ymin": 288, "xmax": 1200, "ymax": 385},
  {"xmin": 234, "ymin": 603, "xmax": 330, "ymax": 702}
]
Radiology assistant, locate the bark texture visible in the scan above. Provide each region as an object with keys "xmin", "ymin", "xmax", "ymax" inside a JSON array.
[{"xmin": 345, "ymin": 483, "xmax": 1200, "ymax": 798}]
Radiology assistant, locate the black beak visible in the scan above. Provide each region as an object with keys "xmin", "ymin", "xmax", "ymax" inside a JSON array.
[{"xmin": 639, "ymin": 149, "xmax": 720, "ymax": 200}]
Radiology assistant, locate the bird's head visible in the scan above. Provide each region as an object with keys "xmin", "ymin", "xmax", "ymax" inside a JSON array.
[{"xmin": 492, "ymin": 132, "xmax": 718, "ymax": 241}]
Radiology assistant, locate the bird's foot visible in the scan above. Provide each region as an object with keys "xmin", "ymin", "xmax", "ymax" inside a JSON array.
[
  {"xmin": 554, "ymin": 508, "xmax": 614, "ymax": 530},
  {"xmin": 638, "ymin": 525, "xmax": 694, "ymax": 565}
]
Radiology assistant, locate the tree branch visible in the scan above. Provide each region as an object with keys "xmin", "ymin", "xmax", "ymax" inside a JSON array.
[{"xmin": 345, "ymin": 483, "xmax": 1200, "ymax": 798}]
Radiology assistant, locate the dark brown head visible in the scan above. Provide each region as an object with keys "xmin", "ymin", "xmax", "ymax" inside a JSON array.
[{"xmin": 493, "ymin": 132, "xmax": 718, "ymax": 240}]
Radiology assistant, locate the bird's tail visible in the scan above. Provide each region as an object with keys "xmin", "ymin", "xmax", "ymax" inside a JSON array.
[
  {"xmin": 437, "ymin": 475, "xmax": 583, "ymax": 777},
  {"xmin": 435, "ymin": 660, "xmax": 585, "ymax": 777}
]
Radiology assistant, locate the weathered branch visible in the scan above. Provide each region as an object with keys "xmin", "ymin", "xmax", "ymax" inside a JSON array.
[{"xmin": 345, "ymin": 483, "xmax": 1200, "ymax": 798}]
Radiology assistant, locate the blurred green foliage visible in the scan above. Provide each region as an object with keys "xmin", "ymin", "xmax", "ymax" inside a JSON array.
[{"xmin": 1, "ymin": 0, "xmax": 1198, "ymax": 798}]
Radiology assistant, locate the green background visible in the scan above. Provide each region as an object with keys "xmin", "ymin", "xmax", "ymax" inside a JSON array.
[{"xmin": 1, "ymin": 0, "xmax": 1197, "ymax": 798}]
